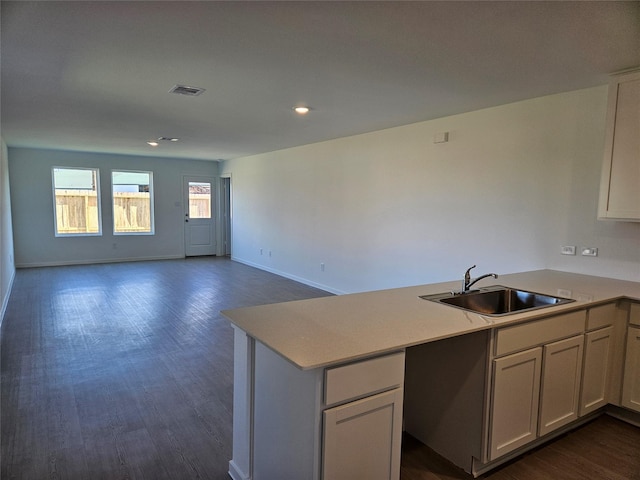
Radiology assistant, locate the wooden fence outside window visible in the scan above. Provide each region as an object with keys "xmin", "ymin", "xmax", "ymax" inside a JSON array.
[
  {"xmin": 55, "ymin": 192, "xmax": 211, "ymax": 234},
  {"xmin": 55, "ymin": 190, "xmax": 100, "ymax": 234}
]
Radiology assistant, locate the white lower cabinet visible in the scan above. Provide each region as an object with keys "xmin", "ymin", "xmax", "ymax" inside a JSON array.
[
  {"xmin": 622, "ymin": 326, "xmax": 640, "ymax": 412},
  {"xmin": 232, "ymin": 300, "xmax": 638, "ymax": 480},
  {"xmin": 538, "ymin": 335, "xmax": 584, "ymax": 436},
  {"xmin": 488, "ymin": 334, "xmax": 586, "ymax": 462},
  {"xmin": 488, "ymin": 311, "xmax": 587, "ymax": 462},
  {"xmin": 322, "ymin": 351, "xmax": 405, "ymax": 480},
  {"xmin": 323, "ymin": 388, "xmax": 403, "ymax": 480},
  {"xmin": 231, "ymin": 336, "xmax": 406, "ymax": 480},
  {"xmin": 580, "ymin": 326, "xmax": 613, "ymax": 415},
  {"xmin": 230, "ymin": 327, "xmax": 408, "ymax": 480},
  {"xmin": 489, "ymin": 347, "xmax": 542, "ymax": 460}
]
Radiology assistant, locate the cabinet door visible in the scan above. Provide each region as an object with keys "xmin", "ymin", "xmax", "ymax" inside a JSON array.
[
  {"xmin": 580, "ymin": 327, "xmax": 613, "ymax": 416},
  {"xmin": 622, "ymin": 326, "xmax": 640, "ymax": 412},
  {"xmin": 489, "ymin": 348, "xmax": 542, "ymax": 461},
  {"xmin": 539, "ymin": 335, "xmax": 584, "ymax": 436},
  {"xmin": 323, "ymin": 388, "xmax": 403, "ymax": 480},
  {"xmin": 598, "ymin": 70, "xmax": 640, "ymax": 221},
  {"xmin": 631, "ymin": 303, "xmax": 640, "ymax": 327}
]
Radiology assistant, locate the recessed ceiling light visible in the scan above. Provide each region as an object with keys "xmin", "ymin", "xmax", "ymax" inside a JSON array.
[
  {"xmin": 147, "ymin": 141, "xmax": 159, "ymax": 147},
  {"xmin": 158, "ymin": 136, "xmax": 179, "ymax": 142},
  {"xmin": 293, "ymin": 106, "xmax": 311, "ymax": 115}
]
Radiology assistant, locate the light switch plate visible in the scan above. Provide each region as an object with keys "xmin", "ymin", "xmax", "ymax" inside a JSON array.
[
  {"xmin": 581, "ymin": 247, "xmax": 598, "ymax": 257},
  {"xmin": 561, "ymin": 245, "xmax": 576, "ymax": 255}
]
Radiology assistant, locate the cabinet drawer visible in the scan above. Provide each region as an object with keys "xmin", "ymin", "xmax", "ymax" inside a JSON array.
[
  {"xmin": 630, "ymin": 303, "xmax": 640, "ymax": 326},
  {"xmin": 587, "ymin": 303, "xmax": 616, "ymax": 331},
  {"xmin": 495, "ymin": 310, "xmax": 585, "ymax": 357},
  {"xmin": 325, "ymin": 351, "xmax": 405, "ymax": 407}
]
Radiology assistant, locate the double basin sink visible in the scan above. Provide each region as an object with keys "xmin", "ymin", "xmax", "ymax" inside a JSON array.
[{"xmin": 420, "ymin": 285, "xmax": 574, "ymax": 316}]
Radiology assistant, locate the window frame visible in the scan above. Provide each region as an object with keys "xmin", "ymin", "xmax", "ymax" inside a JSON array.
[
  {"xmin": 111, "ymin": 169, "xmax": 155, "ymax": 236},
  {"xmin": 52, "ymin": 166, "xmax": 102, "ymax": 237}
]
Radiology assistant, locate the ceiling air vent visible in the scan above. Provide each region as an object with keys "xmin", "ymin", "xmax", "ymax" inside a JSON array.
[{"xmin": 169, "ymin": 84, "xmax": 206, "ymax": 96}]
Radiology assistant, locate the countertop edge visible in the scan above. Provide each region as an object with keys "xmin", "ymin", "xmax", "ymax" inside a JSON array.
[{"xmin": 222, "ymin": 270, "xmax": 640, "ymax": 371}]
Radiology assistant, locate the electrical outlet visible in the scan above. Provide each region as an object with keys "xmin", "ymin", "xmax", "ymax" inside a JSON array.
[
  {"xmin": 577, "ymin": 293, "xmax": 594, "ymax": 302},
  {"xmin": 433, "ymin": 131, "xmax": 449, "ymax": 144},
  {"xmin": 561, "ymin": 245, "xmax": 576, "ymax": 255},
  {"xmin": 581, "ymin": 247, "xmax": 598, "ymax": 257}
]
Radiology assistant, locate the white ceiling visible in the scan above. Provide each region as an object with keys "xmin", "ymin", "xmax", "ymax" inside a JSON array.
[{"xmin": 2, "ymin": 1, "xmax": 639, "ymax": 161}]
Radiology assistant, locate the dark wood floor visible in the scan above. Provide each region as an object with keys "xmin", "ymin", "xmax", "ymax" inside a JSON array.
[
  {"xmin": 402, "ymin": 415, "xmax": 640, "ymax": 480},
  {"xmin": 2, "ymin": 257, "xmax": 639, "ymax": 479},
  {"xmin": 1, "ymin": 257, "xmax": 332, "ymax": 479}
]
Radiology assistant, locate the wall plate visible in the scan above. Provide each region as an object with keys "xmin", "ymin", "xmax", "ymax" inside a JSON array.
[
  {"xmin": 561, "ymin": 245, "xmax": 576, "ymax": 255},
  {"xmin": 581, "ymin": 247, "xmax": 598, "ymax": 257}
]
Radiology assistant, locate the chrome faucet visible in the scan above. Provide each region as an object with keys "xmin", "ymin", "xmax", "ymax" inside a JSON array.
[{"xmin": 460, "ymin": 265, "xmax": 498, "ymax": 293}]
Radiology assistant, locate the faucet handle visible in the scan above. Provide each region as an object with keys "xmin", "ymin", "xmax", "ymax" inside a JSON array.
[
  {"xmin": 464, "ymin": 265, "xmax": 476, "ymax": 283},
  {"xmin": 460, "ymin": 264, "xmax": 476, "ymax": 293}
]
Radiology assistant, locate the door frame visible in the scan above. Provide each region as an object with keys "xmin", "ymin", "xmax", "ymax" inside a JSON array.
[{"xmin": 218, "ymin": 174, "xmax": 232, "ymax": 257}]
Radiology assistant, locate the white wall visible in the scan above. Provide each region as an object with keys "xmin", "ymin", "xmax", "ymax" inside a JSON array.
[
  {"xmin": 1, "ymin": 138, "xmax": 16, "ymax": 323},
  {"xmin": 9, "ymin": 148, "xmax": 218, "ymax": 267},
  {"xmin": 222, "ymin": 87, "xmax": 640, "ymax": 294}
]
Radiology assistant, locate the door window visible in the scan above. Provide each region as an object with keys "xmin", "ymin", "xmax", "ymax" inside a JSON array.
[{"xmin": 188, "ymin": 181, "xmax": 211, "ymax": 219}]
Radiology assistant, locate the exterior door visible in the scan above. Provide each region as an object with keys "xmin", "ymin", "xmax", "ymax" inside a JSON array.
[{"xmin": 183, "ymin": 176, "xmax": 216, "ymax": 256}]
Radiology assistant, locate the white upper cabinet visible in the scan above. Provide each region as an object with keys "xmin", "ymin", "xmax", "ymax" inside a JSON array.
[{"xmin": 598, "ymin": 69, "xmax": 640, "ymax": 221}]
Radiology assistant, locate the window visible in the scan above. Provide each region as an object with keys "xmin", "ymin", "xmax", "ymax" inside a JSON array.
[
  {"xmin": 52, "ymin": 167, "xmax": 101, "ymax": 236},
  {"xmin": 112, "ymin": 170, "xmax": 154, "ymax": 235}
]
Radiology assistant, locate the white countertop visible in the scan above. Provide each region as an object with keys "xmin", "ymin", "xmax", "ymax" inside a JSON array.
[{"xmin": 221, "ymin": 270, "xmax": 640, "ymax": 370}]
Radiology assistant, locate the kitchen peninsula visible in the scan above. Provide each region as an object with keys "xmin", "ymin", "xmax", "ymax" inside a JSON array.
[{"xmin": 222, "ymin": 270, "xmax": 640, "ymax": 480}]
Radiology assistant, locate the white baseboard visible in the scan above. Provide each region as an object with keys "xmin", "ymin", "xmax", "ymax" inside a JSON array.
[
  {"xmin": 1, "ymin": 267, "xmax": 16, "ymax": 330},
  {"xmin": 228, "ymin": 460, "xmax": 250, "ymax": 480},
  {"xmin": 15, "ymin": 254, "xmax": 185, "ymax": 269},
  {"xmin": 231, "ymin": 256, "xmax": 344, "ymax": 295}
]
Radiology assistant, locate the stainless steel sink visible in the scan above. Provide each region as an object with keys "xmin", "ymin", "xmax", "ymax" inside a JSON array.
[{"xmin": 420, "ymin": 285, "xmax": 574, "ymax": 316}]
